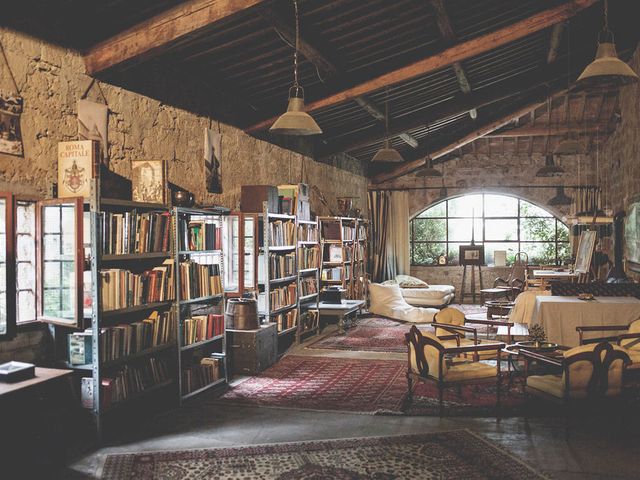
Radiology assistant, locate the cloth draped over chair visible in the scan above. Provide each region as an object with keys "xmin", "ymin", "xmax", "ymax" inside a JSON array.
[{"xmin": 368, "ymin": 190, "xmax": 410, "ymax": 282}]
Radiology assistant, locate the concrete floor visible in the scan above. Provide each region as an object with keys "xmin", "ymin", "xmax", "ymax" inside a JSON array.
[{"xmin": 60, "ymin": 321, "xmax": 640, "ymax": 479}]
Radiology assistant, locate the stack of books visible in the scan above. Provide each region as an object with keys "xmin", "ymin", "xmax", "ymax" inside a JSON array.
[
  {"xmin": 101, "ymin": 211, "xmax": 171, "ymax": 255},
  {"xmin": 178, "ymin": 217, "xmax": 221, "ymax": 251},
  {"xmin": 270, "ymin": 283, "xmax": 296, "ymax": 310},
  {"xmin": 100, "ymin": 261, "xmax": 175, "ymax": 311},
  {"xmin": 179, "ymin": 261, "xmax": 223, "ymax": 300},
  {"xmin": 269, "ymin": 252, "xmax": 295, "ymax": 279},
  {"xmin": 182, "ymin": 314, "xmax": 224, "ymax": 346},
  {"xmin": 355, "ymin": 243, "xmax": 365, "ymax": 261},
  {"xmin": 98, "ymin": 310, "xmax": 176, "ymax": 362},
  {"xmin": 182, "ymin": 355, "xmax": 224, "ymax": 394},
  {"xmin": 274, "ymin": 309, "xmax": 298, "ymax": 332},
  {"xmin": 322, "ymin": 267, "xmax": 342, "ymax": 281},
  {"xmin": 269, "ymin": 220, "xmax": 295, "ymax": 246},
  {"xmin": 297, "ymin": 224, "xmax": 318, "ymax": 242},
  {"xmin": 101, "ymin": 356, "xmax": 170, "ymax": 408},
  {"xmin": 298, "ymin": 247, "xmax": 318, "ymax": 269},
  {"xmin": 300, "ymin": 277, "xmax": 318, "ymax": 297},
  {"xmin": 342, "ymin": 225, "xmax": 355, "ymax": 241}
]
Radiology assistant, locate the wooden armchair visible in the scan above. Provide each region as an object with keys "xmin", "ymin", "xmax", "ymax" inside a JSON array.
[
  {"xmin": 432, "ymin": 307, "xmax": 513, "ymax": 360},
  {"xmin": 494, "ymin": 252, "xmax": 528, "ymax": 298},
  {"xmin": 577, "ymin": 319, "xmax": 640, "ymax": 371},
  {"xmin": 523, "ymin": 342, "xmax": 631, "ymax": 404},
  {"xmin": 404, "ymin": 326, "xmax": 505, "ymax": 415}
]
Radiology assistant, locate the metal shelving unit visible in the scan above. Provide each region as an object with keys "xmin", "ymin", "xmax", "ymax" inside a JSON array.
[
  {"xmin": 296, "ymin": 217, "xmax": 320, "ymax": 343},
  {"xmin": 319, "ymin": 216, "xmax": 356, "ymax": 299}
]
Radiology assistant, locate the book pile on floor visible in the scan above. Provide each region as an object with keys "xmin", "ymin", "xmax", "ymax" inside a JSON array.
[
  {"xmin": 101, "ymin": 211, "xmax": 171, "ymax": 255},
  {"xmin": 274, "ymin": 309, "xmax": 298, "ymax": 332},
  {"xmin": 300, "ymin": 277, "xmax": 318, "ymax": 296},
  {"xmin": 269, "ymin": 283, "xmax": 296, "ymax": 310},
  {"xmin": 97, "ymin": 311, "xmax": 175, "ymax": 362},
  {"xmin": 182, "ymin": 314, "xmax": 224, "ymax": 346},
  {"xmin": 178, "ymin": 218, "xmax": 221, "ymax": 251},
  {"xmin": 269, "ymin": 252, "xmax": 295, "ymax": 279},
  {"xmin": 298, "ymin": 247, "xmax": 318, "ymax": 269},
  {"xmin": 100, "ymin": 261, "xmax": 175, "ymax": 310},
  {"xmin": 297, "ymin": 224, "xmax": 318, "ymax": 242},
  {"xmin": 101, "ymin": 356, "xmax": 170, "ymax": 408},
  {"xmin": 269, "ymin": 220, "xmax": 295, "ymax": 246},
  {"xmin": 178, "ymin": 261, "xmax": 222, "ymax": 300},
  {"xmin": 182, "ymin": 355, "xmax": 224, "ymax": 394}
]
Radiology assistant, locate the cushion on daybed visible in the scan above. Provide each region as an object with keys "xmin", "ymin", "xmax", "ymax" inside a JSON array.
[
  {"xmin": 396, "ymin": 275, "xmax": 429, "ymax": 288},
  {"xmin": 368, "ymin": 283, "xmax": 437, "ymax": 323},
  {"xmin": 402, "ymin": 285, "xmax": 455, "ymax": 307}
]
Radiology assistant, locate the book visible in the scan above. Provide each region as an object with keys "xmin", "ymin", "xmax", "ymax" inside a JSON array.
[
  {"xmin": 182, "ymin": 314, "xmax": 224, "ymax": 347},
  {"xmin": 179, "ymin": 261, "xmax": 223, "ymax": 300},
  {"xmin": 178, "ymin": 216, "xmax": 221, "ymax": 251},
  {"xmin": 101, "ymin": 355, "xmax": 170, "ymax": 407},
  {"xmin": 182, "ymin": 354, "xmax": 225, "ymax": 395},
  {"xmin": 101, "ymin": 210, "xmax": 171, "ymax": 255},
  {"xmin": 269, "ymin": 283, "xmax": 297, "ymax": 310},
  {"xmin": 268, "ymin": 219, "xmax": 295, "ymax": 246},
  {"xmin": 298, "ymin": 246, "xmax": 318, "ymax": 269},
  {"xmin": 269, "ymin": 252, "xmax": 296, "ymax": 279},
  {"xmin": 274, "ymin": 309, "xmax": 298, "ymax": 332},
  {"xmin": 69, "ymin": 330, "xmax": 93, "ymax": 365}
]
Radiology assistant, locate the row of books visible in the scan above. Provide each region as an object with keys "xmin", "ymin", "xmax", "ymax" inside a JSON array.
[
  {"xmin": 179, "ymin": 261, "xmax": 223, "ymax": 300},
  {"xmin": 269, "ymin": 252, "xmax": 296, "ymax": 279},
  {"xmin": 299, "ymin": 310, "xmax": 319, "ymax": 333},
  {"xmin": 357, "ymin": 225, "xmax": 367, "ymax": 240},
  {"xmin": 274, "ymin": 308, "xmax": 298, "ymax": 332},
  {"xmin": 178, "ymin": 217, "xmax": 221, "ymax": 252},
  {"xmin": 298, "ymin": 246, "xmax": 319, "ymax": 269},
  {"xmin": 100, "ymin": 262, "xmax": 175, "ymax": 311},
  {"xmin": 325, "ymin": 244, "xmax": 352, "ymax": 263},
  {"xmin": 322, "ymin": 267, "xmax": 343, "ymax": 281},
  {"xmin": 182, "ymin": 314, "xmax": 224, "ymax": 347},
  {"xmin": 101, "ymin": 211, "xmax": 171, "ymax": 255},
  {"xmin": 342, "ymin": 226, "xmax": 355, "ymax": 241},
  {"xmin": 298, "ymin": 224, "xmax": 318, "ymax": 242},
  {"xmin": 98, "ymin": 311, "xmax": 175, "ymax": 364},
  {"xmin": 101, "ymin": 356, "xmax": 170, "ymax": 408},
  {"xmin": 355, "ymin": 243, "xmax": 366, "ymax": 261},
  {"xmin": 270, "ymin": 283, "xmax": 296, "ymax": 310},
  {"xmin": 269, "ymin": 220, "xmax": 295, "ymax": 246},
  {"xmin": 182, "ymin": 355, "xmax": 225, "ymax": 395},
  {"xmin": 299, "ymin": 277, "xmax": 318, "ymax": 297}
]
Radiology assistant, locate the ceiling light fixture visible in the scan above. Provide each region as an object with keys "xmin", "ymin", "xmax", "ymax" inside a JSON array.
[
  {"xmin": 269, "ymin": 0, "xmax": 322, "ymax": 136},
  {"xmin": 576, "ymin": 0, "xmax": 638, "ymax": 89},
  {"xmin": 372, "ymin": 89, "xmax": 404, "ymax": 162},
  {"xmin": 548, "ymin": 186, "xmax": 573, "ymax": 206},
  {"xmin": 536, "ymin": 154, "xmax": 565, "ymax": 177}
]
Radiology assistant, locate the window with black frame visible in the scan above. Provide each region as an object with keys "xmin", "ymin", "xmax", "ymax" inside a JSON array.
[
  {"xmin": 15, "ymin": 199, "xmax": 37, "ymax": 325},
  {"xmin": 411, "ymin": 194, "xmax": 570, "ymax": 266}
]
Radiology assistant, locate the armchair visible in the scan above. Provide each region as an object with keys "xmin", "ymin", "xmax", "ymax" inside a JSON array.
[
  {"xmin": 577, "ymin": 319, "xmax": 640, "ymax": 371},
  {"xmin": 404, "ymin": 326, "xmax": 505, "ymax": 415},
  {"xmin": 524, "ymin": 342, "xmax": 631, "ymax": 404},
  {"xmin": 432, "ymin": 307, "xmax": 513, "ymax": 360},
  {"xmin": 493, "ymin": 252, "xmax": 528, "ymax": 299}
]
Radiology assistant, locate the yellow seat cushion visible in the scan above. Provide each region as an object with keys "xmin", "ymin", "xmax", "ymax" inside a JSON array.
[
  {"xmin": 443, "ymin": 361, "xmax": 497, "ymax": 382},
  {"xmin": 624, "ymin": 348, "xmax": 640, "ymax": 370},
  {"xmin": 527, "ymin": 374, "xmax": 564, "ymax": 398},
  {"xmin": 440, "ymin": 338, "xmax": 500, "ymax": 359}
]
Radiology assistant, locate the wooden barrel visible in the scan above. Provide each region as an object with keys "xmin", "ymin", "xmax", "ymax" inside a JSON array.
[{"xmin": 225, "ymin": 298, "xmax": 259, "ymax": 330}]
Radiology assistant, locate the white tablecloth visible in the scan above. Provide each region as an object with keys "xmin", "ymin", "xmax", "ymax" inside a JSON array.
[{"xmin": 530, "ymin": 296, "xmax": 640, "ymax": 347}]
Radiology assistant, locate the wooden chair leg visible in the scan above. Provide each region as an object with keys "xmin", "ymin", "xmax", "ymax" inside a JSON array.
[
  {"xmin": 496, "ymin": 375, "xmax": 502, "ymax": 419},
  {"xmin": 402, "ymin": 374, "xmax": 414, "ymax": 412},
  {"xmin": 438, "ymin": 384, "xmax": 444, "ymax": 416}
]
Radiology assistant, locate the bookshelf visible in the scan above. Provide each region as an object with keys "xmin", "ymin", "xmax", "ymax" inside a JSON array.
[
  {"xmin": 353, "ymin": 219, "xmax": 369, "ymax": 301},
  {"xmin": 173, "ymin": 206, "xmax": 228, "ymax": 403},
  {"xmin": 319, "ymin": 217, "xmax": 356, "ymax": 299},
  {"xmin": 296, "ymin": 218, "xmax": 320, "ymax": 343}
]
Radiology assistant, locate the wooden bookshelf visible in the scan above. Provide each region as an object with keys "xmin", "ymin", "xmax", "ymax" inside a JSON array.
[
  {"xmin": 296, "ymin": 216, "xmax": 320, "ymax": 343},
  {"xmin": 319, "ymin": 217, "xmax": 356, "ymax": 299}
]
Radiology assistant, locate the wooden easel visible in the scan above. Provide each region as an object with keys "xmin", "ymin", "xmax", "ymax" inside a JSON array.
[{"xmin": 460, "ymin": 264, "xmax": 484, "ymax": 304}]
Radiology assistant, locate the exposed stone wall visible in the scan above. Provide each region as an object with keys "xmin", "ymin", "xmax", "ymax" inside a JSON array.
[{"xmin": 0, "ymin": 27, "xmax": 368, "ymax": 360}]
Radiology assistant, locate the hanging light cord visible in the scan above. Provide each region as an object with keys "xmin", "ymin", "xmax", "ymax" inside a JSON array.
[
  {"xmin": 293, "ymin": 0, "xmax": 300, "ymax": 88},
  {"xmin": 604, "ymin": 0, "xmax": 610, "ymax": 33}
]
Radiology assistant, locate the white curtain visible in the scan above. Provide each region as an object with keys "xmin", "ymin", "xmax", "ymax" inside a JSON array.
[{"xmin": 386, "ymin": 191, "xmax": 410, "ymax": 277}]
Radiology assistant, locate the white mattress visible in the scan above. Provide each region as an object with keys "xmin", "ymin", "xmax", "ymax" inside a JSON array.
[{"xmin": 401, "ymin": 285, "xmax": 455, "ymax": 306}]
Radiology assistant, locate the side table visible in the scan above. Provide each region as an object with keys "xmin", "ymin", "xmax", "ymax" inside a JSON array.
[{"xmin": 318, "ymin": 300, "xmax": 365, "ymax": 334}]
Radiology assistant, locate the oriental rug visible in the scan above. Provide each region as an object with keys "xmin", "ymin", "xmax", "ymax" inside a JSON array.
[
  {"xmin": 101, "ymin": 429, "xmax": 551, "ymax": 480},
  {"xmin": 216, "ymin": 355, "xmax": 525, "ymax": 416}
]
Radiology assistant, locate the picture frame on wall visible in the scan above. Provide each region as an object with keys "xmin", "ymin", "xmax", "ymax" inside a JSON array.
[
  {"xmin": 0, "ymin": 92, "xmax": 24, "ymax": 156},
  {"xmin": 132, "ymin": 160, "xmax": 166, "ymax": 205},
  {"xmin": 57, "ymin": 140, "xmax": 99, "ymax": 199}
]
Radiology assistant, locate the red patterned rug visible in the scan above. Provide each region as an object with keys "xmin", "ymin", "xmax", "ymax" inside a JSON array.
[
  {"xmin": 217, "ymin": 355, "xmax": 525, "ymax": 416},
  {"xmin": 101, "ymin": 430, "xmax": 550, "ymax": 479}
]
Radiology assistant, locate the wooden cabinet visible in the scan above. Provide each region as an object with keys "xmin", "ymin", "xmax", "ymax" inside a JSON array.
[{"xmin": 226, "ymin": 323, "xmax": 277, "ymax": 375}]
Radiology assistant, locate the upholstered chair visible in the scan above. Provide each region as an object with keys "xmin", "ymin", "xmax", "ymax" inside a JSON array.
[
  {"xmin": 577, "ymin": 319, "xmax": 640, "ymax": 371},
  {"xmin": 524, "ymin": 342, "xmax": 631, "ymax": 403},
  {"xmin": 404, "ymin": 325, "xmax": 505, "ymax": 415},
  {"xmin": 432, "ymin": 307, "xmax": 512, "ymax": 360}
]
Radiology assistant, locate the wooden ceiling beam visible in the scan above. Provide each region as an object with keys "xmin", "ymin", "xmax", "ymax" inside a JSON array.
[
  {"xmin": 429, "ymin": 0, "xmax": 477, "ymax": 119},
  {"xmin": 547, "ymin": 23, "xmax": 565, "ymax": 63},
  {"xmin": 245, "ymin": 0, "xmax": 597, "ymax": 133},
  {"xmin": 371, "ymin": 86, "xmax": 568, "ymax": 184},
  {"xmin": 485, "ymin": 123, "xmax": 609, "ymax": 137},
  {"xmin": 85, "ymin": 0, "xmax": 266, "ymax": 74}
]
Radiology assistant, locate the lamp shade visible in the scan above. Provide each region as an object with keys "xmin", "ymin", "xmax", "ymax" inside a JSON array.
[
  {"xmin": 548, "ymin": 186, "xmax": 573, "ymax": 206},
  {"xmin": 372, "ymin": 140, "xmax": 404, "ymax": 163},
  {"xmin": 577, "ymin": 42, "xmax": 639, "ymax": 88},
  {"xmin": 536, "ymin": 155, "xmax": 565, "ymax": 177},
  {"xmin": 270, "ymin": 87, "xmax": 322, "ymax": 136},
  {"xmin": 415, "ymin": 158, "xmax": 442, "ymax": 177}
]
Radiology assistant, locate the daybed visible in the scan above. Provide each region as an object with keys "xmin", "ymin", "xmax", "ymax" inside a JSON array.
[
  {"xmin": 383, "ymin": 275, "xmax": 455, "ymax": 307},
  {"xmin": 369, "ymin": 283, "xmax": 438, "ymax": 323}
]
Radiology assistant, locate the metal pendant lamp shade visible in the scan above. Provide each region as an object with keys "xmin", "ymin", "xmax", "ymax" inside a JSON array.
[
  {"xmin": 372, "ymin": 140, "xmax": 404, "ymax": 162},
  {"xmin": 415, "ymin": 158, "xmax": 442, "ymax": 177},
  {"xmin": 269, "ymin": 0, "xmax": 322, "ymax": 136},
  {"xmin": 536, "ymin": 155, "xmax": 565, "ymax": 177},
  {"xmin": 270, "ymin": 86, "xmax": 322, "ymax": 136},
  {"xmin": 548, "ymin": 186, "xmax": 573, "ymax": 206}
]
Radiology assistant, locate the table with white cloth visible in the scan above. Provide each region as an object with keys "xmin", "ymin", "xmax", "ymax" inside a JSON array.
[
  {"xmin": 530, "ymin": 296, "xmax": 640, "ymax": 347},
  {"xmin": 530, "ymin": 270, "xmax": 578, "ymax": 289}
]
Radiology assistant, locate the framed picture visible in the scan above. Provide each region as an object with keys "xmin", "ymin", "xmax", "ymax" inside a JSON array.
[
  {"xmin": 328, "ymin": 244, "xmax": 343, "ymax": 262},
  {"xmin": 459, "ymin": 245, "xmax": 485, "ymax": 266},
  {"xmin": 575, "ymin": 230, "xmax": 597, "ymax": 274},
  {"xmin": 78, "ymin": 99, "xmax": 108, "ymax": 166},
  {"xmin": 132, "ymin": 160, "xmax": 166, "ymax": 204},
  {"xmin": 0, "ymin": 92, "xmax": 23, "ymax": 156},
  {"xmin": 57, "ymin": 140, "xmax": 98, "ymax": 199}
]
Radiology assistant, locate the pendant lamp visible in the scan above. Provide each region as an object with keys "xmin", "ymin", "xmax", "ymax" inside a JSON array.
[
  {"xmin": 270, "ymin": 0, "xmax": 322, "ymax": 136},
  {"xmin": 548, "ymin": 186, "xmax": 573, "ymax": 206},
  {"xmin": 576, "ymin": 0, "xmax": 638, "ymax": 89},
  {"xmin": 372, "ymin": 90, "xmax": 403, "ymax": 162},
  {"xmin": 415, "ymin": 157, "xmax": 442, "ymax": 177},
  {"xmin": 536, "ymin": 155, "xmax": 565, "ymax": 177}
]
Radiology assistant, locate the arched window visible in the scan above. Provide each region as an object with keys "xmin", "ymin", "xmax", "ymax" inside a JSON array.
[{"xmin": 411, "ymin": 194, "xmax": 570, "ymax": 266}]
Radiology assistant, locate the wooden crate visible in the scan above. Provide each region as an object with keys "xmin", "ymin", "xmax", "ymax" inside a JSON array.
[{"xmin": 226, "ymin": 323, "xmax": 277, "ymax": 375}]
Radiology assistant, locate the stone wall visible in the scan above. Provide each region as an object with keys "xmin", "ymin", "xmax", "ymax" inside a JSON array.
[{"xmin": 0, "ymin": 27, "xmax": 368, "ymax": 361}]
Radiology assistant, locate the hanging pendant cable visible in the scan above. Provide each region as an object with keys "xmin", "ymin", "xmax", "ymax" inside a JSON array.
[{"xmin": 293, "ymin": 0, "xmax": 299, "ymax": 89}]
